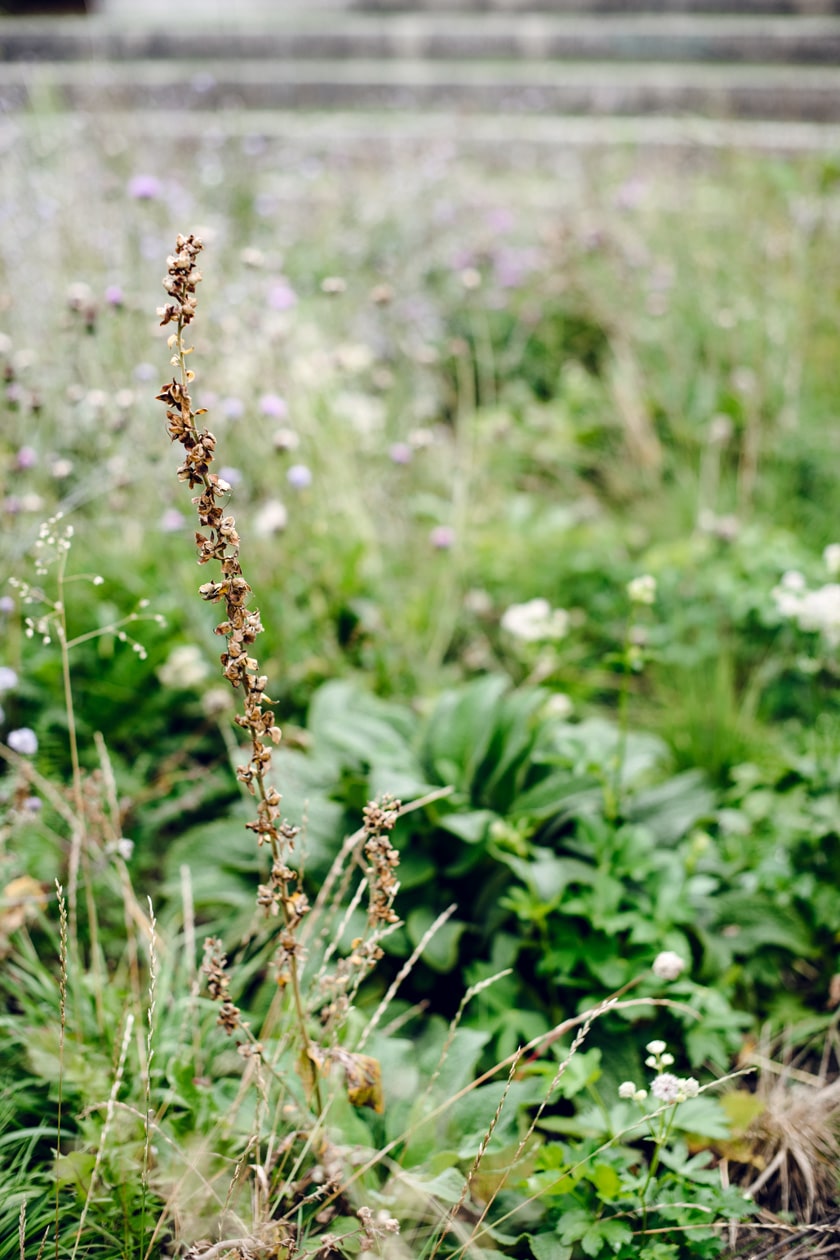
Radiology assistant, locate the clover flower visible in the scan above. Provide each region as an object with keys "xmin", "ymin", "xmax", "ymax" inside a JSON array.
[
  {"xmin": 0, "ymin": 666, "xmax": 18, "ymax": 692},
  {"xmin": 268, "ymin": 280, "xmax": 298, "ymax": 311},
  {"xmin": 253, "ymin": 499, "xmax": 288, "ymax": 536},
  {"xmin": 160, "ymin": 508, "xmax": 187, "ymax": 533},
  {"xmin": 260, "ymin": 392, "xmax": 288, "ymax": 419},
  {"xmin": 157, "ymin": 644, "xmax": 211, "ymax": 690},
  {"xmin": 652, "ymin": 950, "xmax": 687, "ymax": 981},
  {"xmin": 430, "ymin": 525, "xmax": 456, "ymax": 550},
  {"xmin": 772, "ymin": 572, "xmax": 840, "ymax": 649},
  {"xmin": 627, "ymin": 574, "xmax": 657, "ymax": 605},
  {"xmin": 128, "ymin": 174, "xmax": 162, "ymax": 200},
  {"xmin": 388, "ymin": 442, "xmax": 413, "ymax": 465},
  {"xmin": 824, "ymin": 543, "xmax": 840, "ymax": 578},
  {"xmin": 287, "ymin": 464, "xmax": 312, "ymax": 490},
  {"xmin": 7, "ymin": 727, "xmax": 37, "ymax": 755},
  {"xmin": 501, "ymin": 597, "xmax": 569, "ymax": 643}
]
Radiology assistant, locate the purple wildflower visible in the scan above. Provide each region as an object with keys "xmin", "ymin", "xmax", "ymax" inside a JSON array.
[
  {"xmin": 128, "ymin": 174, "xmax": 162, "ymax": 201},
  {"xmin": 287, "ymin": 464, "xmax": 312, "ymax": 490},
  {"xmin": 260, "ymin": 393, "xmax": 288, "ymax": 419},
  {"xmin": 430, "ymin": 525, "xmax": 456, "ymax": 550}
]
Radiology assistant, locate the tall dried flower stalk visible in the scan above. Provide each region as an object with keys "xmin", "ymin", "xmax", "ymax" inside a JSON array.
[{"xmin": 155, "ymin": 234, "xmax": 321, "ymax": 1108}]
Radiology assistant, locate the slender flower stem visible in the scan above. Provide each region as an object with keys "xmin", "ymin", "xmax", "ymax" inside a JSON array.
[{"xmin": 157, "ymin": 234, "xmax": 323, "ymax": 1115}]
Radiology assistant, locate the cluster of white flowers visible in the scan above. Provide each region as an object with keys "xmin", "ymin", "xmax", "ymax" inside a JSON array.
[
  {"xmin": 627, "ymin": 574, "xmax": 657, "ymax": 606},
  {"xmin": 500, "ymin": 598, "xmax": 569, "ymax": 643},
  {"xmin": 772, "ymin": 569, "xmax": 840, "ymax": 649},
  {"xmin": 651, "ymin": 1072, "xmax": 700, "ymax": 1104},
  {"xmin": 619, "ymin": 1040, "xmax": 699, "ymax": 1109}
]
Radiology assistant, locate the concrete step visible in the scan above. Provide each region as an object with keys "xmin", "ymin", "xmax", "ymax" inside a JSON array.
[
  {"xmin": 84, "ymin": 0, "xmax": 840, "ymax": 14},
  {"xmin": 2, "ymin": 58, "xmax": 840, "ymax": 123},
  {"xmin": 5, "ymin": 105, "xmax": 840, "ymax": 159},
  {"xmin": 3, "ymin": 14, "xmax": 840, "ymax": 65}
]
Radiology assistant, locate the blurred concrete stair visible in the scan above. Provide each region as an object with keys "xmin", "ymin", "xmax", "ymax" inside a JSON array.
[{"xmin": 2, "ymin": 0, "xmax": 840, "ymax": 152}]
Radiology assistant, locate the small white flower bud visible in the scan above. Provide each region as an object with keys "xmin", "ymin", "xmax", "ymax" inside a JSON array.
[{"xmin": 652, "ymin": 951, "xmax": 687, "ymax": 981}]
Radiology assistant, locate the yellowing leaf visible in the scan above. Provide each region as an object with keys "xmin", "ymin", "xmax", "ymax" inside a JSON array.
[
  {"xmin": 0, "ymin": 876, "xmax": 48, "ymax": 956},
  {"xmin": 327, "ymin": 1047, "xmax": 384, "ymax": 1113}
]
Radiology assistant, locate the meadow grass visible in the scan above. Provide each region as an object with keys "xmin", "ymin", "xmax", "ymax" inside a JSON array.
[{"xmin": 2, "ymin": 110, "xmax": 840, "ymax": 1256}]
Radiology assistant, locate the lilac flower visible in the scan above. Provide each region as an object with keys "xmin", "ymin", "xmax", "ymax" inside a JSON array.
[
  {"xmin": 388, "ymin": 442, "xmax": 413, "ymax": 465},
  {"xmin": 7, "ymin": 727, "xmax": 37, "ymax": 755},
  {"xmin": 105, "ymin": 285, "xmax": 124, "ymax": 308},
  {"xmin": 614, "ymin": 177, "xmax": 645, "ymax": 211},
  {"xmin": 430, "ymin": 525, "xmax": 456, "ymax": 550},
  {"xmin": 0, "ymin": 596, "xmax": 14, "ymax": 615},
  {"xmin": 268, "ymin": 280, "xmax": 298, "ymax": 312},
  {"xmin": 287, "ymin": 464, "xmax": 312, "ymax": 490},
  {"xmin": 160, "ymin": 508, "xmax": 187, "ymax": 532},
  {"xmin": 24, "ymin": 796, "xmax": 41, "ymax": 813},
  {"xmin": 485, "ymin": 207, "xmax": 515, "ymax": 233},
  {"xmin": 128, "ymin": 174, "xmax": 162, "ymax": 200},
  {"xmin": 217, "ymin": 466, "xmax": 243, "ymax": 487},
  {"xmin": 260, "ymin": 393, "xmax": 288, "ymax": 419},
  {"xmin": 221, "ymin": 396, "xmax": 245, "ymax": 421},
  {"xmin": 14, "ymin": 446, "xmax": 37, "ymax": 470}
]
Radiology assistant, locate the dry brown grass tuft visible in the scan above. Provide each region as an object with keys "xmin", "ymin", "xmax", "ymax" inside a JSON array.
[{"xmin": 728, "ymin": 1027, "xmax": 840, "ymax": 1226}]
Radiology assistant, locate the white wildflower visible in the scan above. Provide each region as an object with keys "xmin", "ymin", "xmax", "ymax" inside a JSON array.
[
  {"xmin": 824, "ymin": 544, "xmax": 840, "ymax": 578},
  {"xmin": 652, "ymin": 950, "xmax": 687, "ymax": 981},
  {"xmin": 771, "ymin": 570, "xmax": 807, "ymax": 618},
  {"xmin": 501, "ymin": 598, "xmax": 569, "ymax": 643},
  {"xmin": 7, "ymin": 727, "xmax": 38, "ymax": 755},
  {"xmin": 795, "ymin": 584, "xmax": 840, "ymax": 648},
  {"xmin": 157, "ymin": 644, "xmax": 211, "ymax": 690},
  {"xmin": 627, "ymin": 574, "xmax": 657, "ymax": 605},
  {"xmin": 0, "ymin": 666, "xmax": 18, "ymax": 692},
  {"xmin": 543, "ymin": 692, "xmax": 574, "ymax": 721},
  {"xmin": 651, "ymin": 1073, "xmax": 682, "ymax": 1104},
  {"xmin": 253, "ymin": 499, "xmax": 288, "ymax": 536}
]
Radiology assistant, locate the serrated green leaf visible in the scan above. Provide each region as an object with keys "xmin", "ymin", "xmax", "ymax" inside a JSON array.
[{"xmin": 529, "ymin": 1235, "xmax": 573, "ymax": 1260}]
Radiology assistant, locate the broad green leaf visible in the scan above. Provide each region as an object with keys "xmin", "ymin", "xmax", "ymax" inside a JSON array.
[
  {"xmin": 421, "ymin": 674, "xmax": 510, "ymax": 791},
  {"xmin": 529, "ymin": 1235, "xmax": 573, "ymax": 1260},
  {"xmin": 439, "ymin": 808, "xmax": 500, "ymax": 844},
  {"xmin": 403, "ymin": 1166, "xmax": 466, "ymax": 1204},
  {"xmin": 590, "ymin": 1161, "xmax": 622, "ymax": 1200},
  {"xmin": 308, "ymin": 679, "xmax": 417, "ymax": 769},
  {"xmin": 627, "ymin": 770, "xmax": 716, "ymax": 842},
  {"xmin": 406, "ymin": 907, "xmax": 467, "ymax": 972}
]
